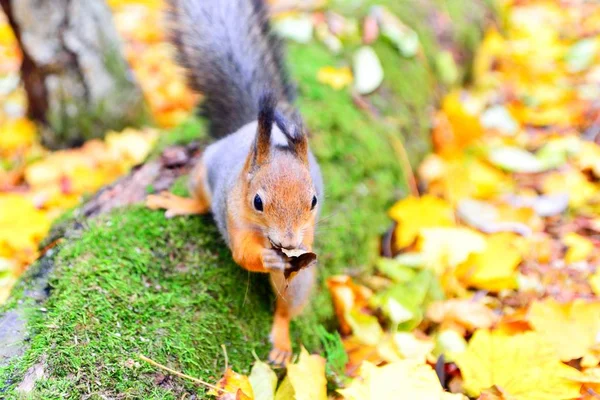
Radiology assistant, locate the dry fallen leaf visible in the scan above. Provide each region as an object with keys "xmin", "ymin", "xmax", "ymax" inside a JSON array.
[
  {"xmin": 274, "ymin": 376, "xmax": 294, "ymax": 400},
  {"xmin": 279, "ymin": 247, "xmax": 317, "ymax": 281},
  {"xmin": 456, "ymin": 330, "xmax": 582, "ymax": 399},
  {"xmin": 338, "ymin": 360, "xmax": 466, "ymax": 400},
  {"xmin": 209, "ymin": 368, "xmax": 254, "ymax": 400},
  {"xmin": 389, "ymin": 195, "xmax": 455, "ymax": 249},
  {"xmin": 286, "ymin": 347, "xmax": 327, "ymax": 400},
  {"xmin": 249, "ymin": 360, "xmax": 277, "ymax": 400},
  {"xmin": 432, "ymin": 90, "xmax": 483, "ymax": 155},
  {"xmin": 456, "ymin": 233, "xmax": 524, "ymax": 292},
  {"xmin": 327, "ymin": 276, "xmax": 373, "ymax": 335},
  {"xmin": 418, "ymin": 227, "xmax": 487, "ymax": 273},
  {"xmin": 527, "ymin": 298, "xmax": 600, "ymax": 361},
  {"xmin": 563, "ymin": 232, "xmax": 594, "ymax": 264},
  {"xmin": 427, "ymin": 298, "xmax": 498, "ymax": 331}
]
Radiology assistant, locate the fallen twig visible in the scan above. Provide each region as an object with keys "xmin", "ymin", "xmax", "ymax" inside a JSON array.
[{"xmin": 138, "ymin": 354, "xmax": 230, "ymax": 394}]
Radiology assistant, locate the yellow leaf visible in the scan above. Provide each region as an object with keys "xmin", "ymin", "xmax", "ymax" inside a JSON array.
[
  {"xmin": 418, "ymin": 227, "xmax": 486, "ymax": 273},
  {"xmin": 0, "ymin": 194, "xmax": 51, "ymax": 255},
  {"xmin": 427, "ymin": 298, "xmax": 498, "ymax": 331},
  {"xmin": 274, "ymin": 376, "xmax": 294, "ymax": 400},
  {"xmin": 0, "ymin": 118, "xmax": 36, "ymax": 154},
  {"xmin": 326, "ymin": 275, "xmax": 373, "ymax": 336},
  {"xmin": 456, "ymin": 233, "xmax": 523, "ymax": 292},
  {"xmin": 287, "ymin": 347, "xmax": 327, "ymax": 400},
  {"xmin": 317, "ymin": 66, "xmax": 353, "ymax": 90},
  {"xmin": 563, "ymin": 232, "xmax": 594, "ymax": 263},
  {"xmin": 249, "ymin": 360, "xmax": 276, "ymax": 400},
  {"xmin": 105, "ymin": 128, "xmax": 158, "ymax": 165},
  {"xmin": 392, "ymin": 332, "xmax": 434, "ymax": 364},
  {"xmin": 456, "ymin": 330, "xmax": 582, "ymax": 399},
  {"xmin": 338, "ymin": 360, "xmax": 465, "ymax": 400},
  {"xmin": 590, "ymin": 269, "xmax": 600, "ymax": 297},
  {"xmin": 389, "ymin": 195, "xmax": 455, "ymax": 248},
  {"xmin": 542, "ymin": 169, "xmax": 597, "ymax": 208},
  {"xmin": 576, "ymin": 141, "xmax": 600, "ymax": 178},
  {"xmin": 346, "ymin": 308, "xmax": 383, "ymax": 346},
  {"xmin": 423, "ymin": 155, "xmax": 513, "ymax": 205},
  {"xmin": 477, "ymin": 386, "xmax": 516, "ymax": 400},
  {"xmin": 433, "ymin": 90, "xmax": 484, "ymax": 154},
  {"xmin": 209, "ymin": 368, "xmax": 254, "ymax": 400},
  {"xmin": 473, "ymin": 28, "xmax": 505, "ymax": 86},
  {"xmin": 433, "ymin": 329, "xmax": 467, "ymax": 362},
  {"xmin": 528, "ymin": 298, "xmax": 600, "ymax": 361}
]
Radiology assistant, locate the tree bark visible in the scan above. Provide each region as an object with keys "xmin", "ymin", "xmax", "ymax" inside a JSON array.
[{"xmin": 0, "ymin": 0, "xmax": 149, "ymax": 149}]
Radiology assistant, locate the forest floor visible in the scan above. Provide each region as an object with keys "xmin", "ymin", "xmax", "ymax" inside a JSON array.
[{"xmin": 1, "ymin": 0, "xmax": 600, "ymax": 399}]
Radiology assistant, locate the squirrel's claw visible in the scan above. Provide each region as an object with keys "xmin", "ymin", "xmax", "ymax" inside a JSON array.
[
  {"xmin": 268, "ymin": 347, "xmax": 292, "ymax": 367},
  {"xmin": 262, "ymin": 249, "xmax": 291, "ymax": 272},
  {"xmin": 145, "ymin": 192, "xmax": 206, "ymax": 218}
]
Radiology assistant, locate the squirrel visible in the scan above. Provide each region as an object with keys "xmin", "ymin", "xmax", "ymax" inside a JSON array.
[{"xmin": 146, "ymin": 0, "xmax": 324, "ymax": 365}]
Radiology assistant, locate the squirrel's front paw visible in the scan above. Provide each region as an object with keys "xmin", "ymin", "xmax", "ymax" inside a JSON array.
[{"xmin": 262, "ymin": 249, "xmax": 290, "ymax": 272}]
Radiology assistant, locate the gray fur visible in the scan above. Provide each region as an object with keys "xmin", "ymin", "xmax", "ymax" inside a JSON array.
[
  {"xmin": 200, "ymin": 121, "xmax": 323, "ymax": 244},
  {"xmin": 171, "ymin": 0, "xmax": 324, "ymax": 249},
  {"xmin": 167, "ymin": 0, "xmax": 295, "ymax": 137}
]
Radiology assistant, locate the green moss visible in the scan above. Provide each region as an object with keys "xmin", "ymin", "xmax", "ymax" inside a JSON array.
[{"xmin": 2, "ymin": 207, "xmax": 275, "ymax": 398}]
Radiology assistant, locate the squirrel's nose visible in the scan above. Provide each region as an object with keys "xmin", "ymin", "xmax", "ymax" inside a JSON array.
[
  {"xmin": 271, "ymin": 240, "xmax": 294, "ymax": 250},
  {"xmin": 269, "ymin": 235, "xmax": 299, "ymax": 250}
]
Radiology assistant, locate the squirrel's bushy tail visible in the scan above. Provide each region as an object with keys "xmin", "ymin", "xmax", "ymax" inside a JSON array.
[{"xmin": 167, "ymin": 0, "xmax": 295, "ymax": 138}]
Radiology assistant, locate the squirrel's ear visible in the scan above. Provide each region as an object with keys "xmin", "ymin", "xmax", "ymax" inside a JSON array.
[
  {"xmin": 274, "ymin": 109, "xmax": 309, "ymax": 165},
  {"xmin": 254, "ymin": 93, "xmax": 276, "ymax": 167}
]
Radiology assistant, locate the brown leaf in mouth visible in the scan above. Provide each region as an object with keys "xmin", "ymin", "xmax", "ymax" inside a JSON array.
[{"xmin": 278, "ymin": 248, "xmax": 318, "ymax": 280}]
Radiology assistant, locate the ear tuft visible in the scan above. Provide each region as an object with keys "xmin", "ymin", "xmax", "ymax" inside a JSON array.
[
  {"xmin": 254, "ymin": 91, "xmax": 277, "ymax": 167},
  {"xmin": 274, "ymin": 109, "xmax": 309, "ymax": 165},
  {"xmin": 258, "ymin": 91, "xmax": 277, "ymax": 127}
]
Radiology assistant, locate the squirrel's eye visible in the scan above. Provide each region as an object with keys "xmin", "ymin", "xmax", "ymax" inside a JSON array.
[
  {"xmin": 311, "ymin": 195, "xmax": 318, "ymax": 210},
  {"xmin": 253, "ymin": 194, "xmax": 264, "ymax": 212}
]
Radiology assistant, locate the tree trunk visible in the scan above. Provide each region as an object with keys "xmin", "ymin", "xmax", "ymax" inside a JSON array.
[{"xmin": 0, "ymin": 0, "xmax": 149, "ymax": 149}]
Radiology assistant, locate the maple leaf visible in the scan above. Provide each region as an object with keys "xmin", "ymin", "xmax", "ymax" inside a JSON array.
[
  {"xmin": 455, "ymin": 232, "xmax": 524, "ymax": 292},
  {"xmin": 388, "ymin": 195, "xmax": 455, "ymax": 249},
  {"xmin": 456, "ymin": 330, "xmax": 582, "ymax": 399},
  {"xmin": 563, "ymin": 233, "xmax": 594, "ymax": 264},
  {"xmin": 418, "ymin": 227, "xmax": 486, "ymax": 273},
  {"xmin": 391, "ymin": 332, "xmax": 434, "ymax": 364},
  {"xmin": 421, "ymin": 155, "xmax": 513, "ymax": 205},
  {"xmin": 433, "ymin": 329, "xmax": 467, "ymax": 362},
  {"xmin": 327, "ymin": 275, "xmax": 373, "ymax": 336},
  {"xmin": 209, "ymin": 368, "xmax": 254, "ymax": 400},
  {"xmin": 575, "ymin": 141, "xmax": 600, "ymax": 178},
  {"xmin": 338, "ymin": 360, "xmax": 466, "ymax": 400},
  {"xmin": 0, "ymin": 118, "xmax": 36, "ymax": 155},
  {"xmin": 527, "ymin": 298, "xmax": 600, "ymax": 361},
  {"xmin": 542, "ymin": 169, "xmax": 597, "ymax": 208},
  {"xmin": 0, "ymin": 194, "xmax": 51, "ymax": 259},
  {"xmin": 432, "ymin": 90, "xmax": 484, "ymax": 155},
  {"xmin": 427, "ymin": 298, "xmax": 498, "ymax": 331}
]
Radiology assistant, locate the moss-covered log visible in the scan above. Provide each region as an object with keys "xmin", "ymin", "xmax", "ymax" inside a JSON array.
[{"xmin": 0, "ymin": 0, "xmax": 492, "ymax": 397}]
